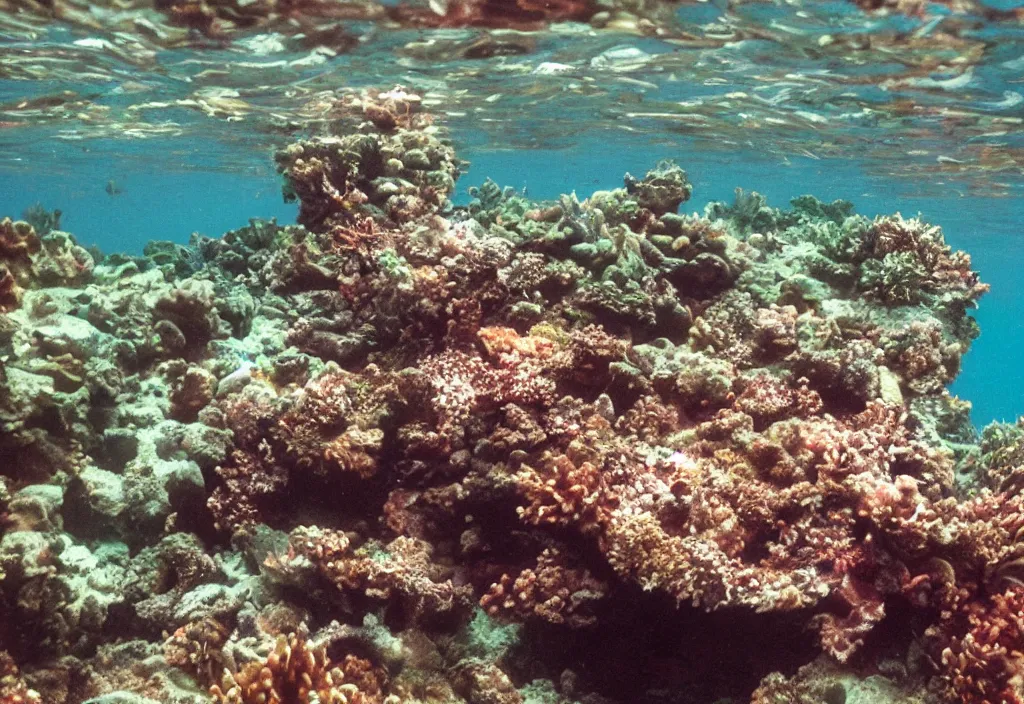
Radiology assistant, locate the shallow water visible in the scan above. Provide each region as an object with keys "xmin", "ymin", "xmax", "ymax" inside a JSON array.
[
  {"xmin": 2, "ymin": 6, "xmax": 1022, "ymax": 423},
  {"xmin": 2, "ymin": 3, "xmax": 1024, "ymax": 702}
]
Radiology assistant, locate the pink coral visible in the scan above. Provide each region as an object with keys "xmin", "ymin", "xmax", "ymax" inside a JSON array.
[
  {"xmin": 733, "ymin": 372, "xmax": 821, "ymax": 427},
  {"xmin": 417, "ymin": 347, "xmax": 557, "ymax": 448},
  {"xmin": 209, "ymin": 442, "xmax": 289, "ymax": 531},
  {"xmin": 930, "ymin": 587, "xmax": 1024, "ymax": 704},
  {"xmin": 288, "ymin": 529, "xmax": 474, "ymax": 625},
  {"xmin": 481, "ymin": 546, "xmax": 608, "ymax": 627},
  {"xmin": 865, "ymin": 214, "xmax": 988, "ymax": 305}
]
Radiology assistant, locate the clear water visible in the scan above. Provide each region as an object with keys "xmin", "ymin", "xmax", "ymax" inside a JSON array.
[
  {"xmin": 3, "ymin": 3, "xmax": 1022, "ymax": 424},
  {"xmin": 5, "ymin": 4, "xmax": 1024, "ymax": 704}
]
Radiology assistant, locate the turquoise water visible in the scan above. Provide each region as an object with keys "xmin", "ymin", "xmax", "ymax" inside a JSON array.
[
  {"xmin": 466, "ymin": 144, "xmax": 1024, "ymax": 426},
  {"xmin": 4, "ymin": 4, "xmax": 1024, "ymax": 703},
  {"xmin": 4, "ymin": 2, "xmax": 1024, "ymax": 427},
  {"xmin": 2, "ymin": 129, "xmax": 1020, "ymax": 424}
]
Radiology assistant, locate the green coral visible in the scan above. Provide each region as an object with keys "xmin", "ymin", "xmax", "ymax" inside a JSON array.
[
  {"xmin": 789, "ymin": 214, "xmax": 871, "ymax": 264},
  {"xmin": 463, "ymin": 608, "xmax": 521, "ymax": 661},
  {"xmin": 859, "ymin": 251, "xmax": 928, "ymax": 305},
  {"xmin": 705, "ymin": 188, "xmax": 781, "ymax": 236},
  {"xmin": 787, "ymin": 194, "xmax": 856, "ymax": 225}
]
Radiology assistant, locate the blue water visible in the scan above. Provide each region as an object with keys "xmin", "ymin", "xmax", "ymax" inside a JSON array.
[
  {"xmin": 0, "ymin": 131, "xmax": 1018, "ymax": 426},
  {"xmin": 0, "ymin": 141, "xmax": 297, "ymax": 250},
  {"xmin": 2, "ymin": 1, "xmax": 1023, "ymax": 427},
  {"xmin": 433, "ymin": 141, "xmax": 1024, "ymax": 429}
]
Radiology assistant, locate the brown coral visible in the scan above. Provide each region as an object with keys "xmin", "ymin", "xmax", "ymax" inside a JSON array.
[
  {"xmin": 0, "ymin": 651, "xmax": 41, "ymax": 704},
  {"xmin": 0, "ymin": 218, "xmax": 40, "ymax": 311},
  {"xmin": 163, "ymin": 617, "xmax": 230, "ymax": 685},
  {"xmin": 864, "ymin": 214, "xmax": 989, "ymax": 307},
  {"xmin": 289, "ymin": 528, "xmax": 474, "ymax": 626},
  {"xmin": 481, "ymin": 546, "xmax": 608, "ymax": 628},
  {"xmin": 209, "ymin": 632, "xmax": 382, "ymax": 704}
]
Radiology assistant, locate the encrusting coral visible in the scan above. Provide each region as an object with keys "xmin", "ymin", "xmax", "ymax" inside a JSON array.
[{"xmin": 0, "ymin": 85, "xmax": 1018, "ymax": 704}]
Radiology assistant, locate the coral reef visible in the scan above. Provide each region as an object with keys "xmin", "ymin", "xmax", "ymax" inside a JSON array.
[
  {"xmin": 209, "ymin": 631, "xmax": 386, "ymax": 704},
  {"xmin": 0, "ymin": 86, "xmax": 1016, "ymax": 704}
]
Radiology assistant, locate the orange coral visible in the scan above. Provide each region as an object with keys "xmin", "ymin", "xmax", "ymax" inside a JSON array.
[
  {"xmin": 0, "ymin": 218, "xmax": 40, "ymax": 311},
  {"xmin": 514, "ymin": 450, "xmax": 614, "ymax": 536},
  {"xmin": 481, "ymin": 546, "xmax": 608, "ymax": 627},
  {"xmin": 209, "ymin": 632, "xmax": 387, "ymax": 704},
  {"xmin": 0, "ymin": 651, "xmax": 40, "ymax": 704}
]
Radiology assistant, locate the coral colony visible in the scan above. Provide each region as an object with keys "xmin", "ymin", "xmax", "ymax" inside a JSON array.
[{"xmin": 2, "ymin": 86, "xmax": 1022, "ymax": 704}]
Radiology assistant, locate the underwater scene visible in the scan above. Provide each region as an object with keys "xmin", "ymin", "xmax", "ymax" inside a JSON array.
[{"xmin": 3, "ymin": 0, "xmax": 1024, "ymax": 703}]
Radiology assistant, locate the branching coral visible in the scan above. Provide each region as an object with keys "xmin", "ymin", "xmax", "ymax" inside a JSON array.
[
  {"xmin": 208, "ymin": 371, "xmax": 393, "ymax": 531},
  {"xmin": 287, "ymin": 528, "xmax": 474, "ymax": 625},
  {"xmin": 210, "ymin": 632, "xmax": 387, "ymax": 704},
  {"xmin": 413, "ymin": 344, "xmax": 558, "ymax": 450},
  {"xmin": 275, "ymin": 372, "xmax": 384, "ymax": 479},
  {"xmin": 481, "ymin": 546, "xmax": 608, "ymax": 627},
  {"xmin": 928, "ymin": 586, "xmax": 1024, "ymax": 704},
  {"xmin": 860, "ymin": 214, "xmax": 988, "ymax": 310},
  {"xmin": 209, "ymin": 441, "xmax": 289, "ymax": 531},
  {"xmin": 0, "ymin": 651, "xmax": 41, "ymax": 704},
  {"xmin": 513, "ymin": 450, "xmax": 614, "ymax": 537}
]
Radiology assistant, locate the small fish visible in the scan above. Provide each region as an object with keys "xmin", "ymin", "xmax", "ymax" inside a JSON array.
[{"xmin": 105, "ymin": 180, "xmax": 123, "ymax": 196}]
